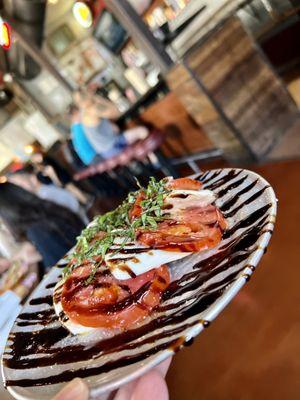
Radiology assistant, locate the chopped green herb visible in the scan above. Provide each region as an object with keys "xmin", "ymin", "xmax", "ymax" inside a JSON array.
[{"xmin": 64, "ymin": 177, "xmax": 170, "ymax": 282}]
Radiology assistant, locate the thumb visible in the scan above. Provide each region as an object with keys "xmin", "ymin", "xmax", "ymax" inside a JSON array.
[
  {"xmin": 131, "ymin": 370, "xmax": 169, "ymax": 400},
  {"xmin": 52, "ymin": 378, "xmax": 89, "ymax": 400}
]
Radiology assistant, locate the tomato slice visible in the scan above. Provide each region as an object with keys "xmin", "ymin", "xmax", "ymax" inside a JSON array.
[
  {"xmin": 167, "ymin": 177, "xmax": 202, "ymax": 190},
  {"xmin": 129, "ymin": 191, "xmax": 145, "ymax": 221},
  {"xmin": 137, "ymin": 222, "xmax": 222, "ymax": 252},
  {"xmin": 129, "ymin": 178, "xmax": 202, "ymax": 222},
  {"xmin": 175, "ymin": 205, "xmax": 227, "ymax": 230},
  {"xmin": 137, "ymin": 204, "xmax": 226, "ymax": 252},
  {"xmin": 61, "ymin": 264, "xmax": 170, "ymax": 329}
]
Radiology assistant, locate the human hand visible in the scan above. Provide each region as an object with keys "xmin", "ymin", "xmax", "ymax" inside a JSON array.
[{"xmin": 52, "ymin": 357, "xmax": 171, "ymax": 400}]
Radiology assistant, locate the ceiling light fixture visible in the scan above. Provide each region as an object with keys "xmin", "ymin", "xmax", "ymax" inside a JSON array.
[
  {"xmin": 72, "ymin": 2, "xmax": 93, "ymax": 28},
  {"xmin": 24, "ymin": 144, "xmax": 34, "ymax": 155},
  {"xmin": 0, "ymin": 17, "xmax": 11, "ymax": 50}
]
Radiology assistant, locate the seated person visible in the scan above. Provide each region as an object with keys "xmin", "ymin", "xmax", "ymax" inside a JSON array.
[
  {"xmin": 9, "ymin": 166, "xmax": 88, "ymax": 224},
  {"xmin": 30, "ymin": 147, "xmax": 89, "ymax": 204},
  {"xmin": 0, "ymin": 182, "xmax": 85, "ymax": 270},
  {"xmin": 71, "ymin": 88, "xmax": 148, "ymax": 164},
  {"xmin": 70, "ymin": 105, "xmax": 97, "ymax": 166}
]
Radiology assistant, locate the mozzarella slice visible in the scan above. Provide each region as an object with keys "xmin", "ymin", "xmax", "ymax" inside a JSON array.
[
  {"xmin": 167, "ymin": 189, "xmax": 215, "ymax": 200},
  {"xmin": 106, "ymin": 247, "xmax": 190, "ymax": 280},
  {"xmin": 164, "ymin": 189, "xmax": 215, "ymax": 215}
]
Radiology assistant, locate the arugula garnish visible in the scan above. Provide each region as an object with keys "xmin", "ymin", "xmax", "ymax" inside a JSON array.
[{"xmin": 64, "ymin": 177, "xmax": 170, "ymax": 282}]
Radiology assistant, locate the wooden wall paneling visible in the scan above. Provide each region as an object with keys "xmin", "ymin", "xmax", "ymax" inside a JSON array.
[
  {"xmin": 186, "ymin": 17, "xmax": 300, "ymax": 159},
  {"xmin": 167, "ymin": 62, "xmax": 251, "ymax": 162},
  {"xmin": 140, "ymin": 91, "xmax": 213, "ymax": 157}
]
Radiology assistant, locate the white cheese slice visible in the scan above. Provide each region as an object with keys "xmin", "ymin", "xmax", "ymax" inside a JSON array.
[
  {"xmin": 164, "ymin": 189, "xmax": 215, "ymax": 214},
  {"xmin": 106, "ymin": 248, "xmax": 190, "ymax": 280}
]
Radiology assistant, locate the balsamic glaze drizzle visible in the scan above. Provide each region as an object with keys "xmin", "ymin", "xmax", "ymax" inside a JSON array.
[
  {"xmin": 56, "ymin": 263, "xmax": 68, "ymax": 269},
  {"xmin": 223, "ymin": 187, "xmax": 269, "ymax": 218},
  {"xmin": 204, "ymin": 170, "xmax": 242, "ymax": 191},
  {"xmin": 220, "ymin": 180, "xmax": 258, "ymax": 212},
  {"xmin": 29, "ymin": 295, "xmax": 53, "ymax": 307},
  {"xmin": 17, "ymin": 309, "xmax": 55, "ymax": 321},
  {"xmin": 216, "ymin": 175, "xmax": 248, "ymax": 198},
  {"xmin": 3, "ymin": 169, "xmax": 275, "ymax": 388},
  {"xmin": 45, "ymin": 282, "xmax": 57, "ymax": 289},
  {"xmin": 200, "ymin": 170, "xmax": 221, "ymax": 184}
]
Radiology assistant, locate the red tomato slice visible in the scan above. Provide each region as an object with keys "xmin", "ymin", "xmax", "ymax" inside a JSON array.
[
  {"xmin": 137, "ymin": 222, "xmax": 222, "ymax": 252},
  {"xmin": 175, "ymin": 205, "xmax": 227, "ymax": 230},
  {"xmin": 166, "ymin": 177, "xmax": 202, "ymax": 190},
  {"xmin": 129, "ymin": 191, "xmax": 145, "ymax": 221},
  {"xmin": 137, "ymin": 204, "xmax": 226, "ymax": 252},
  {"xmin": 61, "ymin": 264, "xmax": 170, "ymax": 329}
]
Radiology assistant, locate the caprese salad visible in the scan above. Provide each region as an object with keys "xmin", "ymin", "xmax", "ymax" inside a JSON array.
[{"xmin": 54, "ymin": 177, "xmax": 226, "ymax": 334}]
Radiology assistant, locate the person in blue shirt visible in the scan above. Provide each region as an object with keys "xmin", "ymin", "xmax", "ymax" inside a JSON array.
[
  {"xmin": 70, "ymin": 89, "xmax": 148, "ymax": 165},
  {"xmin": 70, "ymin": 106, "xmax": 97, "ymax": 166}
]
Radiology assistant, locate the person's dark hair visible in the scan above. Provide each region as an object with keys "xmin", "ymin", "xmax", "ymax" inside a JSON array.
[
  {"xmin": 68, "ymin": 104, "xmax": 79, "ymax": 115},
  {"xmin": 0, "ymin": 182, "xmax": 83, "ymax": 242}
]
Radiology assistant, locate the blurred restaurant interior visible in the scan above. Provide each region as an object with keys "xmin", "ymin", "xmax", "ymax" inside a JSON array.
[{"xmin": 0, "ymin": 0, "xmax": 299, "ymax": 399}]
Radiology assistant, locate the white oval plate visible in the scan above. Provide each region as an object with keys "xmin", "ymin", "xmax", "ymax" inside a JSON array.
[{"xmin": 1, "ymin": 169, "xmax": 277, "ymax": 400}]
